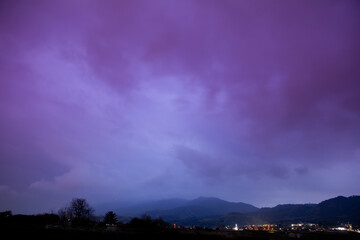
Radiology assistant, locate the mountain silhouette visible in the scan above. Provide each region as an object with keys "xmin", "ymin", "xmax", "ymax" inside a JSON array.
[
  {"xmin": 144, "ymin": 197, "xmax": 258, "ymax": 224},
  {"xmin": 220, "ymin": 195, "xmax": 360, "ymax": 227},
  {"xmin": 114, "ymin": 195, "xmax": 360, "ymax": 227},
  {"xmin": 310, "ymin": 195, "xmax": 360, "ymax": 223}
]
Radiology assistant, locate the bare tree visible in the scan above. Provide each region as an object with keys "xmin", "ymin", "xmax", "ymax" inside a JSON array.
[
  {"xmin": 58, "ymin": 206, "xmax": 71, "ymax": 223},
  {"xmin": 58, "ymin": 198, "xmax": 94, "ymax": 225},
  {"xmin": 70, "ymin": 198, "xmax": 94, "ymax": 220}
]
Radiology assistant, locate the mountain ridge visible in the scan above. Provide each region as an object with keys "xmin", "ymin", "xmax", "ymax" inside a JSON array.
[
  {"xmin": 144, "ymin": 197, "xmax": 258, "ymax": 221},
  {"xmin": 220, "ymin": 195, "xmax": 360, "ymax": 227},
  {"xmin": 112, "ymin": 195, "xmax": 360, "ymax": 227}
]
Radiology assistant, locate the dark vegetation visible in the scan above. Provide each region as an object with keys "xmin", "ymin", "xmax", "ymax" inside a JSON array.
[
  {"xmin": 104, "ymin": 211, "xmax": 117, "ymax": 224},
  {"xmin": 58, "ymin": 198, "xmax": 94, "ymax": 226},
  {"xmin": 2, "ymin": 211, "xmax": 360, "ymax": 240},
  {"xmin": 1, "ymin": 197, "xmax": 360, "ymax": 239}
]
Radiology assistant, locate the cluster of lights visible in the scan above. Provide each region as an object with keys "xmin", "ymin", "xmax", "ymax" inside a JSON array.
[
  {"xmin": 230, "ymin": 222, "xmax": 360, "ymax": 233},
  {"xmin": 232, "ymin": 224, "xmax": 272, "ymax": 231}
]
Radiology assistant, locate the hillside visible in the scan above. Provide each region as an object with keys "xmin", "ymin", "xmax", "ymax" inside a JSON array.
[
  {"xmin": 222, "ymin": 195, "xmax": 360, "ymax": 226},
  {"xmin": 112, "ymin": 195, "xmax": 360, "ymax": 227},
  {"xmin": 145, "ymin": 197, "xmax": 258, "ymax": 223}
]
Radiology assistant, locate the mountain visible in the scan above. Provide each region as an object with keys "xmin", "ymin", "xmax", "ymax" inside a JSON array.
[
  {"xmin": 221, "ymin": 204, "xmax": 316, "ymax": 226},
  {"xmin": 145, "ymin": 197, "xmax": 258, "ymax": 225},
  {"xmin": 111, "ymin": 195, "xmax": 360, "ymax": 227},
  {"xmin": 185, "ymin": 197, "xmax": 258, "ymax": 213},
  {"xmin": 310, "ymin": 195, "xmax": 360, "ymax": 223},
  {"xmin": 221, "ymin": 195, "xmax": 360, "ymax": 226}
]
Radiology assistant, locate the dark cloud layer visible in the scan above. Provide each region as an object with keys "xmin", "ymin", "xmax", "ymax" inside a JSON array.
[{"xmin": 0, "ymin": 0, "xmax": 359, "ymax": 213}]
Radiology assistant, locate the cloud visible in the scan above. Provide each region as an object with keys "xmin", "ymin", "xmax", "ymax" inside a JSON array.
[
  {"xmin": 175, "ymin": 145, "xmax": 225, "ymax": 178},
  {"xmin": 0, "ymin": 0, "xmax": 359, "ymax": 213},
  {"xmin": 294, "ymin": 167, "xmax": 308, "ymax": 176}
]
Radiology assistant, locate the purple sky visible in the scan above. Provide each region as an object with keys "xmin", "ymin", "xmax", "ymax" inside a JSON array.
[{"xmin": 1, "ymin": 0, "xmax": 360, "ymax": 214}]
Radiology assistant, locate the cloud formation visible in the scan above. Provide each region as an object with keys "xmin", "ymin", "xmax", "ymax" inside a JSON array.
[{"xmin": 0, "ymin": 0, "xmax": 359, "ymax": 213}]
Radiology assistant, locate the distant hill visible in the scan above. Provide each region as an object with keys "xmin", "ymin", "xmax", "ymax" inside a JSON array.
[
  {"xmin": 221, "ymin": 195, "xmax": 360, "ymax": 227},
  {"xmin": 221, "ymin": 204, "xmax": 316, "ymax": 226},
  {"xmin": 145, "ymin": 197, "xmax": 258, "ymax": 225},
  {"xmin": 112, "ymin": 195, "xmax": 360, "ymax": 227},
  {"xmin": 185, "ymin": 197, "xmax": 259, "ymax": 213},
  {"xmin": 310, "ymin": 195, "xmax": 360, "ymax": 223}
]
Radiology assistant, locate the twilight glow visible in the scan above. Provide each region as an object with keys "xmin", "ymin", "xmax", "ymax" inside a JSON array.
[{"xmin": 0, "ymin": 0, "xmax": 359, "ymax": 214}]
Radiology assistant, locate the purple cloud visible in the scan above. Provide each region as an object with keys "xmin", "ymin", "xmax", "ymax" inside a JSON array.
[{"xmin": 0, "ymin": 0, "xmax": 359, "ymax": 213}]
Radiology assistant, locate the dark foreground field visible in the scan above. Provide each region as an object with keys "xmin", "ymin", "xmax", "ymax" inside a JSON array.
[
  {"xmin": 1, "ymin": 212, "xmax": 359, "ymax": 240},
  {"xmin": 2, "ymin": 226, "xmax": 360, "ymax": 240}
]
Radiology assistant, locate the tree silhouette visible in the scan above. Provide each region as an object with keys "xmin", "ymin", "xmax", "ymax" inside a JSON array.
[
  {"xmin": 104, "ymin": 211, "xmax": 117, "ymax": 224},
  {"xmin": 58, "ymin": 198, "xmax": 94, "ymax": 225},
  {"xmin": 70, "ymin": 198, "xmax": 94, "ymax": 220}
]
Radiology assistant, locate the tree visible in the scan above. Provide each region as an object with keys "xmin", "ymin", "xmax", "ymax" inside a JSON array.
[
  {"xmin": 58, "ymin": 198, "xmax": 94, "ymax": 225},
  {"xmin": 104, "ymin": 211, "xmax": 117, "ymax": 224},
  {"xmin": 70, "ymin": 198, "xmax": 94, "ymax": 220},
  {"xmin": 58, "ymin": 207, "xmax": 72, "ymax": 224}
]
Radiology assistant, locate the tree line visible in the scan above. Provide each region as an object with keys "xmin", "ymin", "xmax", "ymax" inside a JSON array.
[{"xmin": 1, "ymin": 198, "xmax": 169, "ymax": 229}]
